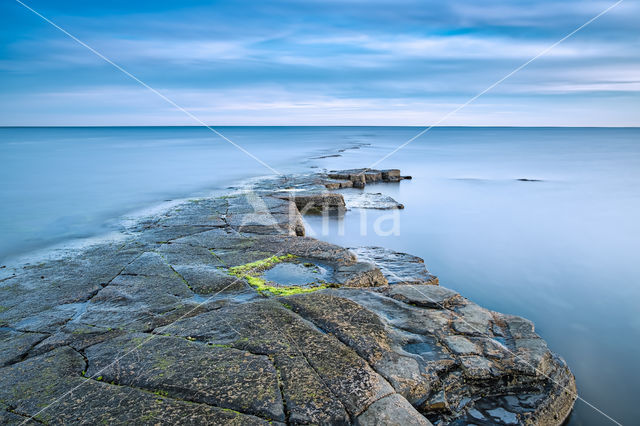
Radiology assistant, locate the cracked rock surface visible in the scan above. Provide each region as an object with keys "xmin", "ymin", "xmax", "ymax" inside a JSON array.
[{"xmin": 0, "ymin": 169, "xmax": 575, "ymax": 425}]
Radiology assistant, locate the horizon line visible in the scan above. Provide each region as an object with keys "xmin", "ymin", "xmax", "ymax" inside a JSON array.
[{"xmin": 2, "ymin": 125, "xmax": 639, "ymax": 129}]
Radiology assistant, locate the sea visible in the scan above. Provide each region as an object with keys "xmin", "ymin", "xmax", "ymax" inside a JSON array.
[{"xmin": 1, "ymin": 126, "xmax": 639, "ymax": 425}]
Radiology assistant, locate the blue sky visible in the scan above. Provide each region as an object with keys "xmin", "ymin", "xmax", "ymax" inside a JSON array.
[{"xmin": 1, "ymin": 0, "xmax": 638, "ymax": 126}]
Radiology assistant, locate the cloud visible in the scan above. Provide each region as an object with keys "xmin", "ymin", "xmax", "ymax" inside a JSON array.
[
  {"xmin": 0, "ymin": 0, "xmax": 638, "ymax": 125},
  {"xmin": 3, "ymin": 84, "xmax": 638, "ymax": 127}
]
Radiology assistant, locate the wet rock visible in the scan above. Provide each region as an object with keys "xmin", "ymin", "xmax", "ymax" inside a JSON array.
[
  {"xmin": 452, "ymin": 301, "xmax": 494, "ymax": 336},
  {"xmin": 357, "ymin": 393, "xmax": 433, "ymax": 426},
  {"xmin": 381, "ymin": 169, "xmax": 401, "ymax": 181},
  {"xmin": 30, "ymin": 323, "xmax": 125, "ymax": 357},
  {"xmin": 443, "ymin": 335, "xmax": 481, "ymax": 355},
  {"xmin": 226, "ymin": 194, "xmax": 305, "ymax": 236},
  {"xmin": 324, "ymin": 180, "xmax": 342, "ymax": 190},
  {"xmin": 324, "ymin": 179, "xmax": 354, "ymax": 190},
  {"xmin": 327, "ymin": 169, "xmax": 411, "ymax": 188},
  {"xmin": 284, "ymin": 292, "xmax": 431, "ymax": 404},
  {"xmin": 172, "ymin": 264, "xmax": 250, "ymax": 294},
  {"xmin": 383, "ymin": 285, "xmax": 459, "ymax": 308},
  {"xmin": 0, "ymin": 166, "xmax": 576, "ymax": 425},
  {"xmin": 0, "ymin": 347, "xmax": 270, "ymax": 425},
  {"xmin": 284, "ymin": 293, "xmax": 394, "ymax": 364},
  {"xmin": 85, "ymin": 333, "xmax": 285, "ymax": 421},
  {"xmin": 156, "ymin": 242, "xmax": 227, "ymax": 267},
  {"xmin": 121, "ymin": 251, "xmax": 176, "ymax": 278},
  {"xmin": 274, "ymin": 352, "xmax": 350, "ymax": 424},
  {"xmin": 321, "ymin": 288, "xmax": 576, "ymax": 424},
  {"xmin": 351, "ymin": 247, "xmax": 438, "ymax": 285},
  {"xmin": 351, "ymin": 174, "xmax": 366, "ymax": 188},
  {"xmin": 276, "ymin": 192, "xmax": 346, "ymax": 213},
  {"xmin": 459, "ymin": 355, "xmax": 495, "ymax": 379},
  {"xmin": 343, "ymin": 192, "xmax": 404, "ymax": 209},
  {"xmin": 364, "ymin": 171, "xmax": 383, "ymax": 182},
  {"xmin": 78, "ymin": 272, "xmax": 193, "ymax": 331},
  {"xmin": 335, "ymin": 261, "xmax": 388, "ymax": 287},
  {"xmin": 0, "ymin": 329, "xmax": 48, "ymax": 366},
  {"xmin": 156, "ymin": 300, "xmax": 395, "ymax": 418},
  {"xmin": 248, "ymin": 234, "xmax": 357, "ymax": 265}
]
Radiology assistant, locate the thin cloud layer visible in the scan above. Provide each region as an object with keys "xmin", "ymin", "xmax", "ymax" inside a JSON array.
[{"xmin": 0, "ymin": 0, "xmax": 638, "ymax": 125}]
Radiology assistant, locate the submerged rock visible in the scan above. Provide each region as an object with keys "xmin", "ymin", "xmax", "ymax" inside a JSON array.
[{"xmin": 0, "ymin": 167, "xmax": 575, "ymax": 425}]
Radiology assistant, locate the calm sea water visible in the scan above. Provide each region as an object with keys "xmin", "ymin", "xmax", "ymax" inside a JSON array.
[
  {"xmin": 1, "ymin": 126, "xmax": 639, "ymax": 424},
  {"xmin": 0, "ymin": 126, "xmax": 359, "ymax": 259}
]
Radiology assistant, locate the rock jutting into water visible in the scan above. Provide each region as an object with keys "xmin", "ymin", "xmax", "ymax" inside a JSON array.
[{"xmin": 0, "ymin": 168, "xmax": 575, "ymax": 425}]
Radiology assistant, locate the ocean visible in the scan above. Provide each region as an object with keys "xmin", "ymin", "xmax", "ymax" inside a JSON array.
[{"xmin": 1, "ymin": 126, "xmax": 639, "ymax": 424}]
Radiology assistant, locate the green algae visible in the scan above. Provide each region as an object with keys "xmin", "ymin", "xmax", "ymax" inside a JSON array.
[
  {"xmin": 229, "ymin": 254, "xmax": 328, "ymax": 296},
  {"xmin": 228, "ymin": 254, "xmax": 296, "ymax": 276}
]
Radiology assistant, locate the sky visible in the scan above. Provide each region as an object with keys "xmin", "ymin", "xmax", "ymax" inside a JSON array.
[{"xmin": 0, "ymin": 0, "xmax": 638, "ymax": 126}]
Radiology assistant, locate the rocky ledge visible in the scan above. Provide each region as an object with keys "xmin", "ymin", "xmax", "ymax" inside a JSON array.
[{"xmin": 0, "ymin": 168, "xmax": 575, "ymax": 425}]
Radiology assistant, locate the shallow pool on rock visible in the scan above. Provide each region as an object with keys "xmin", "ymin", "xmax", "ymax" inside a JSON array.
[{"xmin": 262, "ymin": 261, "xmax": 331, "ymax": 287}]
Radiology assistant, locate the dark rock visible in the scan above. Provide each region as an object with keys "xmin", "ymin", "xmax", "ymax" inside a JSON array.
[
  {"xmin": 0, "ymin": 329, "xmax": 48, "ymax": 366},
  {"xmin": 323, "ymin": 179, "xmax": 354, "ymax": 190},
  {"xmin": 383, "ymin": 285, "xmax": 458, "ymax": 308},
  {"xmin": 274, "ymin": 352, "xmax": 350, "ymax": 424},
  {"xmin": 351, "ymin": 174, "xmax": 366, "ymax": 188},
  {"xmin": 350, "ymin": 247, "xmax": 438, "ymax": 285},
  {"xmin": 30, "ymin": 323, "xmax": 125, "ymax": 357},
  {"xmin": 334, "ymin": 261, "xmax": 388, "ymax": 287},
  {"xmin": 85, "ymin": 333, "xmax": 285, "ymax": 421},
  {"xmin": 226, "ymin": 194, "xmax": 305, "ymax": 236},
  {"xmin": 364, "ymin": 171, "xmax": 383, "ymax": 182},
  {"xmin": 381, "ymin": 169, "xmax": 401, "ymax": 181},
  {"xmin": 276, "ymin": 192, "xmax": 346, "ymax": 213},
  {"xmin": 311, "ymin": 154, "xmax": 342, "ymax": 159},
  {"xmin": 0, "ymin": 166, "xmax": 575, "ymax": 425},
  {"xmin": 0, "ymin": 347, "xmax": 270, "ymax": 425},
  {"xmin": 356, "ymin": 393, "xmax": 433, "ymax": 426},
  {"xmin": 172, "ymin": 264, "xmax": 249, "ymax": 294},
  {"xmin": 156, "ymin": 300, "xmax": 394, "ymax": 418},
  {"xmin": 78, "ymin": 272, "xmax": 193, "ymax": 331}
]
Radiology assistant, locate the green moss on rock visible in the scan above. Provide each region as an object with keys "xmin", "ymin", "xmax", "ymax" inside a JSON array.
[{"xmin": 229, "ymin": 255, "xmax": 327, "ymax": 296}]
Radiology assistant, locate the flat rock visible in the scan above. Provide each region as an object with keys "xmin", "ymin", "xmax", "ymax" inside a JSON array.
[
  {"xmin": 172, "ymin": 264, "xmax": 250, "ymax": 294},
  {"xmin": 275, "ymin": 192, "xmax": 346, "ymax": 213},
  {"xmin": 323, "ymin": 179, "xmax": 354, "ymax": 190},
  {"xmin": 85, "ymin": 333, "xmax": 285, "ymax": 421},
  {"xmin": 0, "ymin": 347, "xmax": 269, "ymax": 425},
  {"xmin": 0, "ymin": 329, "xmax": 48, "ymax": 366},
  {"xmin": 155, "ymin": 300, "xmax": 394, "ymax": 418},
  {"xmin": 351, "ymin": 247, "xmax": 438, "ymax": 285},
  {"xmin": 357, "ymin": 393, "xmax": 433, "ymax": 426},
  {"xmin": 334, "ymin": 261, "xmax": 389, "ymax": 287},
  {"xmin": 327, "ymin": 169, "xmax": 410, "ymax": 188},
  {"xmin": 383, "ymin": 285, "xmax": 459, "ymax": 308},
  {"xmin": 0, "ymin": 167, "xmax": 576, "ymax": 425},
  {"xmin": 343, "ymin": 192, "xmax": 404, "ymax": 210}
]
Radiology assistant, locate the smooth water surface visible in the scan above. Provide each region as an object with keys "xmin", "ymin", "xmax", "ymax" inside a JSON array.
[
  {"xmin": 304, "ymin": 127, "xmax": 640, "ymax": 425},
  {"xmin": 0, "ymin": 126, "xmax": 365, "ymax": 260},
  {"xmin": 1, "ymin": 126, "xmax": 639, "ymax": 425}
]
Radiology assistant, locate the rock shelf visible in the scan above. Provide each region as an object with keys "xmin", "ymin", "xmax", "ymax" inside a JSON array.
[{"xmin": 0, "ymin": 168, "xmax": 576, "ymax": 425}]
